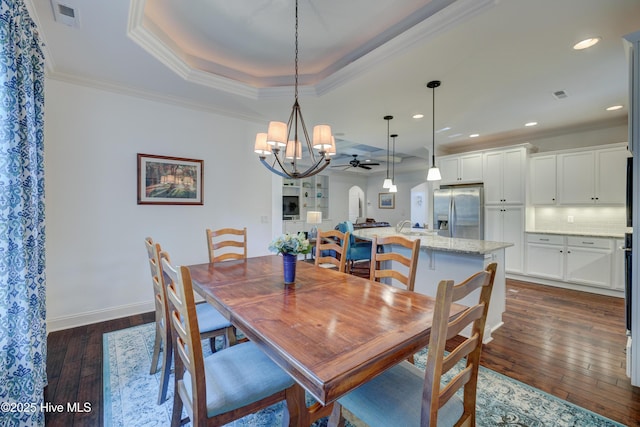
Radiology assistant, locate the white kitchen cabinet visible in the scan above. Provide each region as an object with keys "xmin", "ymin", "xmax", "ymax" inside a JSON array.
[
  {"xmin": 565, "ymin": 236, "xmax": 614, "ymax": 288},
  {"xmin": 485, "ymin": 206, "xmax": 524, "ymax": 273},
  {"xmin": 525, "ymin": 234, "xmax": 564, "ymax": 280},
  {"xmin": 595, "ymin": 147, "xmax": 627, "ymax": 204},
  {"xmin": 525, "ymin": 233, "xmax": 619, "ymax": 290},
  {"xmin": 557, "ymin": 145, "xmax": 627, "ymax": 205},
  {"xmin": 438, "ymin": 153, "xmax": 483, "ymax": 184},
  {"xmin": 529, "ymin": 154, "xmax": 557, "ymax": 205},
  {"xmin": 483, "ymin": 147, "xmax": 526, "ymax": 205},
  {"xmin": 613, "ymin": 239, "xmax": 625, "ymax": 291}
]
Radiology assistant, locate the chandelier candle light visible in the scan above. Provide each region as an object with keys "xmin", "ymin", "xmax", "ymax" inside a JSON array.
[
  {"xmin": 426, "ymin": 80, "xmax": 442, "ymax": 182},
  {"xmin": 254, "ymin": 0, "xmax": 335, "ymax": 179}
]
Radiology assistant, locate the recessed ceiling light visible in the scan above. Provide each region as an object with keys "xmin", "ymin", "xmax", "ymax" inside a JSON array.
[
  {"xmin": 436, "ymin": 126, "xmax": 451, "ymax": 133},
  {"xmin": 573, "ymin": 37, "xmax": 601, "ymax": 50},
  {"xmin": 525, "ymin": 122, "xmax": 538, "ymax": 127},
  {"xmin": 412, "ymin": 113, "xmax": 424, "ymax": 119},
  {"xmin": 606, "ymin": 105, "xmax": 623, "ymax": 111},
  {"xmin": 448, "ymin": 133, "xmax": 463, "ymax": 138},
  {"xmin": 469, "ymin": 134, "xmax": 479, "ymax": 138}
]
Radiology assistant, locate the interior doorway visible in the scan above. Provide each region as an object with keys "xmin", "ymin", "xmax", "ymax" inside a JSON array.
[{"xmin": 348, "ymin": 186, "xmax": 365, "ymax": 223}]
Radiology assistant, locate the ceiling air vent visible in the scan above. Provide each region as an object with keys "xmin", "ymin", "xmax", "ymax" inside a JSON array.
[
  {"xmin": 553, "ymin": 90, "xmax": 568, "ymax": 100},
  {"xmin": 50, "ymin": 1, "xmax": 80, "ymax": 28}
]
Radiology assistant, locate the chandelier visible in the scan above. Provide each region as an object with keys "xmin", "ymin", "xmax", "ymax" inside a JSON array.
[{"xmin": 254, "ymin": 0, "xmax": 335, "ymax": 179}]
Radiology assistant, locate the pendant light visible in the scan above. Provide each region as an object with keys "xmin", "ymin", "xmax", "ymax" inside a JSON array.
[
  {"xmin": 253, "ymin": 0, "xmax": 334, "ymax": 179},
  {"xmin": 389, "ymin": 133, "xmax": 398, "ymax": 192},
  {"xmin": 426, "ymin": 80, "xmax": 442, "ymax": 181},
  {"xmin": 382, "ymin": 115, "xmax": 393, "ymax": 189}
]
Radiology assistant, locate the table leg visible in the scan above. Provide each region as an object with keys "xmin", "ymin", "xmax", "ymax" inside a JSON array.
[{"xmin": 283, "ymin": 384, "xmax": 334, "ymax": 426}]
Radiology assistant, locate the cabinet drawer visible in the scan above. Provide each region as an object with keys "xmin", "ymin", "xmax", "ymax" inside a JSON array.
[
  {"xmin": 566, "ymin": 236, "xmax": 612, "ymax": 249},
  {"xmin": 526, "ymin": 234, "xmax": 563, "ymax": 245}
]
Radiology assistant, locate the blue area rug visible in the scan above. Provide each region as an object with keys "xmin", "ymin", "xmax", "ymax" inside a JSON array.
[{"xmin": 103, "ymin": 323, "xmax": 625, "ymax": 426}]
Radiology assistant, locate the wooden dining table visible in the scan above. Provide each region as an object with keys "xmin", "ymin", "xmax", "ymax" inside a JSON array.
[{"xmin": 187, "ymin": 255, "xmax": 466, "ymax": 425}]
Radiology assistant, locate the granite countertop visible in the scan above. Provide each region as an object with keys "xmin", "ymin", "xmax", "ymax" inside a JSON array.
[
  {"xmin": 526, "ymin": 229, "xmax": 630, "ymax": 239},
  {"xmin": 352, "ymin": 227, "xmax": 513, "ymax": 255}
]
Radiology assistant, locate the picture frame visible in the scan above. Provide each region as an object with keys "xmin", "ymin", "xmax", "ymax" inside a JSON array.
[
  {"xmin": 137, "ymin": 153, "xmax": 203, "ymax": 205},
  {"xmin": 378, "ymin": 193, "xmax": 395, "ymax": 209}
]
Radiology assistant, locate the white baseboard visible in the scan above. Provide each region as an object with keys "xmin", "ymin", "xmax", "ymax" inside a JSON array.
[
  {"xmin": 46, "ymin": 301, "xmax": 155, "ymax": 333},
  {"xmin": 507, "ymin": 273, "xmax": 624, "ymax": 298}
]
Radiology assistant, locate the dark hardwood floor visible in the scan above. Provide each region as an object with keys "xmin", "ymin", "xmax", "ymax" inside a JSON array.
[{"xmin": 45, "ymin": 279, "xmax": 640, "ymax": 426}]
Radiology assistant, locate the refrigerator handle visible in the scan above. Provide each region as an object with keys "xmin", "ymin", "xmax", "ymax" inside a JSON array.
[{"xmin": 449, "ymin": 196, "xmax": 455, "ymax": 238}]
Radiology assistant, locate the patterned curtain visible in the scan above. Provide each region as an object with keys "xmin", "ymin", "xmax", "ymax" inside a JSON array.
[{"xmin": 0, "ymin": 0, "xmax": 47, "ymax": 426}]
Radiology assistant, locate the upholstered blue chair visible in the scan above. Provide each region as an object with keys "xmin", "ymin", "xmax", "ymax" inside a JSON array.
[
  {"xmin": 336, "ymin": 221, "xmax": 372, "ymax": 274},
  {"xmin": 328, "ymin": 263, "xmax": 497, "ymax": 427}
]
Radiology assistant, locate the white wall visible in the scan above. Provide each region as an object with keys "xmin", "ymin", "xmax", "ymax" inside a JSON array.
[
  {"xmin": 365, "ymin": 170, "xmax": 427, "ymax": 226},
  {"xmin": 44, "ymin": 79, "xmax": 277, "ymax": 331}
]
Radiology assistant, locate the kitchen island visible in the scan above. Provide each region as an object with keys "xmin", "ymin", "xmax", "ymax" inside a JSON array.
[{"xmin": 352, "ymin": 227, "xmax": 513, "ymax": 342}]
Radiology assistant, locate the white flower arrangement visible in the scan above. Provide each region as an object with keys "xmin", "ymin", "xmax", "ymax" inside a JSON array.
[{"xmin": 268, "ymin": 232, "xmax": 312, "ymax": 255}]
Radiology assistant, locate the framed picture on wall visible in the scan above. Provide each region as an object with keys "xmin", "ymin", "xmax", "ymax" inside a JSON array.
[
  {"xmin": 378, "ymin": 193, "xmax": 395, "ymax": 209},
  {"xmin": 137, "ymin": 153, "xmax": 204, "ymax": 205}
]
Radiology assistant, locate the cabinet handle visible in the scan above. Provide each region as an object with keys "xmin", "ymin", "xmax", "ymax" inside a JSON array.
[
  {"xmin": 560, "ymin": 250, "xmax": 563, "ymax": 253},
  {"xmin": 540, "ymin": 238, "xmax": 549, "ymax": 241},
  {"xmin": 552, "ymin": 198, "xmax": 555, "ymax": 201},
  {"xmin": 581, "ymin": 241, "xmax": 594, "ymax": 245}
]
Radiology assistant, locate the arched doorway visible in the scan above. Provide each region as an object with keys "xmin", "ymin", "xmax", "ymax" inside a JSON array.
[{"xmin": 348, "ymin": 186, "xmax": 365, "ymax": 223}]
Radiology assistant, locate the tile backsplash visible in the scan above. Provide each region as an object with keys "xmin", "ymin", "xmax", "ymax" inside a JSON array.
[{"xmin": 532, "ymin": 206, "xmax": 627, "ymax": 235}]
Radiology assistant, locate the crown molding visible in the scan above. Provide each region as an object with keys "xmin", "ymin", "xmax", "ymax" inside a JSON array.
[{"xmin": 46, "ymin": 70, "xmax": 263, "ymax": 123}]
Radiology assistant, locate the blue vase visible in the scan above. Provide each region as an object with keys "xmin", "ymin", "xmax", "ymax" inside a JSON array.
[{"xmin": 283, "ymin": 253, "xmax": 297, "ymax": 285}]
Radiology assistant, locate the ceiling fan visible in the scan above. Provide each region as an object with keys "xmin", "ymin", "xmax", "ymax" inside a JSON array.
[{"xmin": 331, "ymin": 154, "xmax": 380, "ymax": 170}]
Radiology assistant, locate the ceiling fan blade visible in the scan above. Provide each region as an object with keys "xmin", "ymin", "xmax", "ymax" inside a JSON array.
[
  {"xmin": 365, "ymin": 162, "xmax": 380, "ymax": 166},
  {"xmin": 359, "ymin": 165, "xmax": 372, "ymax": 170}
]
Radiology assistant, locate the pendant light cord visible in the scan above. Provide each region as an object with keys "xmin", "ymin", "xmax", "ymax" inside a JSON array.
[
  {"xmin": 386, "ymin": 119, "xmax": 390, "ymax": 179},
  {"xmin": 431, "ymin": 83, "xmax": 436, "ymax": 166}
]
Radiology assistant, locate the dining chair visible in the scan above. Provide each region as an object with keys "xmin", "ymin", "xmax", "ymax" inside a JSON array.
[
  {"xmin": 369, "ymin": 234, "xmax": 421, "ymax": 292},
  {"xmin": 328, "ymin": 262, "xmax": 498, "ymax": 427},
  {"xmin": 314, "ymin": 229, "xmax": 349, "ymax": 273},
  {"xmin": 206, "ymin": 227, "xmax": 247, "ymax": 262},
  {"xmin": 336, "ymin": 221, "xmax": 371, "ymax": 274},
  {"xmin": 161, "ymin": 253, "xmax": 301, "ymax": 427},
  {"xmin": 145, "ymin": 237, "xmax": 236, "ymax": 405}
]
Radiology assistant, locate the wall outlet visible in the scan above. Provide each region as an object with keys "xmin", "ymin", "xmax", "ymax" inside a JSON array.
[{"xmin": 567, "ymin": 215, "xmax": 574, "ymax": 223}]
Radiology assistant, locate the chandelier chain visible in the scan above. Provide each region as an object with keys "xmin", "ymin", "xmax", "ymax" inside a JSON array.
[{"xmin": 294, "ymin": 0, "xmax": 299, "ymax": 101}]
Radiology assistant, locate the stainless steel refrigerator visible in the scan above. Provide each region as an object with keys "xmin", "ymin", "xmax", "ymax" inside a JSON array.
[{"xmin": 433, "ymin": 185, "xmax": 484, "ymax": 239}]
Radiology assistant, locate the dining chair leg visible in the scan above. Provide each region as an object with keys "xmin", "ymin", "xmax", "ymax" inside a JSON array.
[
  {"xmin": 225, "ymin": 327, "xmax": 237, "ymax": 347},
  {"xmin": 149, "ymin": 326, "xmax": 162, "ymax": 375},
  {"xmin": 171, "ymin": 388, "xmax": 183, "ymax": 427},
  {"xmin": 157, "ymin": 339, "xmax": 172, "ymax": 404}
]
